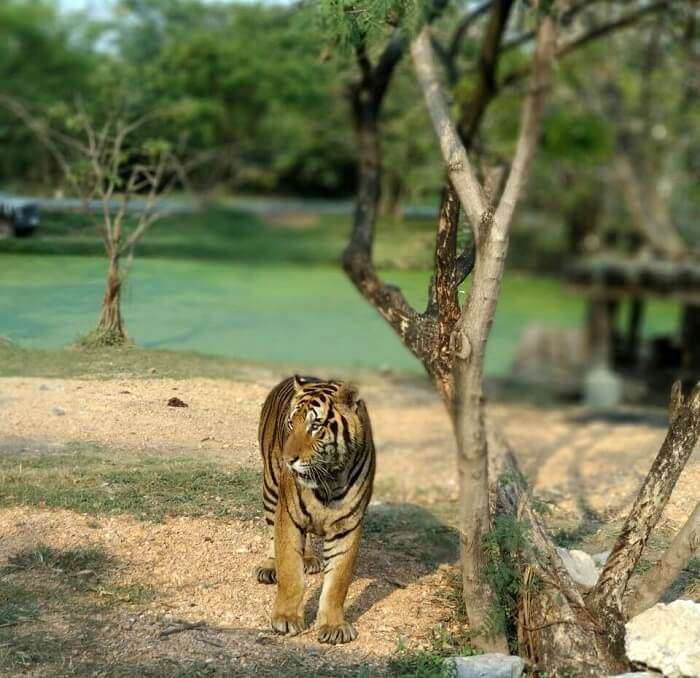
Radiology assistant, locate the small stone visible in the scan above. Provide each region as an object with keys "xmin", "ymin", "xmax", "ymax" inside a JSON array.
[
  {"xmin": 556, "ymin": 547, "xmax": 599, "ymax": 590},
  {"xmin": 39, "ymin": 384, "xmax": 49, "ymax": 391},
  {"xmin": 255, "ymin": 633, "xmax": 273, "ymax": 645},
  {"xmin": 149, "ymin": 367, "xmax": 157, "ymax": 374},
  {"xmin": 167, "ymin": 397, "xmax": 188, "ymax": 408},
  {"xmin": 625, "ymin": 600, "xmax": 700, "ymax": 678},
  {"xmin": 445, "ymin": 653, "xmax": 525, "ymax": 678},
  {"xmin": 52, "ymin": 406, "xmax": 66, "ymax": 416}
]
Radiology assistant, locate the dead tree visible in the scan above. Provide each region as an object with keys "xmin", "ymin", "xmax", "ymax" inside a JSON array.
[
  {"xmin": 71, "ymin": 113, "xmax": 176, "ymax": 345},
  {"xmin": 0, "ymin": 97, "xmax": 179, "ymax": 345}
]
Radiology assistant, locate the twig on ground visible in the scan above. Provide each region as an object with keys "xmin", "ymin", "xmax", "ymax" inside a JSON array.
[
  {"xmin": 195, "ymin": 634, "xmax": 224, "ymax": 648},
  {"xmin": 0, "ymin": 618, "xmax": 35, "ymax": 628},
  {"xmin": 159, "ymin": 620, "xmax": 206, "ymax": 638}
]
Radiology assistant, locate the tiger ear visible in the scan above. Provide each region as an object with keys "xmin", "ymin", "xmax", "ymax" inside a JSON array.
[
  {"xmin": 293, "ymin": 375, "xmax": 305, "ymax": 392},
  {"xmin": 338, "ymin": 383, "xmax": 359, "ymax": 408}
]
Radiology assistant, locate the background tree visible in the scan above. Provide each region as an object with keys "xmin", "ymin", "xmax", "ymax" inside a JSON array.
[
  {"xmin": 0, "ymin": 0, "xmax": 98, "ymax": 188},
  {"xmin": 1, "ymin": 97, "xmax": 182, "ymax": 345}
]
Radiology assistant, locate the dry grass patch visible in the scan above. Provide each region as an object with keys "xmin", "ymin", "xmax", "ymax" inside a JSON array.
[{"xmin": 0, "ymin": 443, "xmax": 261, "ymax": 523}]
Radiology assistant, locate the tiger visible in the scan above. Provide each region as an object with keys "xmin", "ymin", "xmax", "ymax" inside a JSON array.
[{"xmin": 254, "ymin": 375, "xmax": 375, "ymax": 645}]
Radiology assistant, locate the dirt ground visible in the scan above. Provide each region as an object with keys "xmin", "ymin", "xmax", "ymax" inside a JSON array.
[{"xmin": 0, "ymin": 371, "xmax": 698, "ymax": 676}]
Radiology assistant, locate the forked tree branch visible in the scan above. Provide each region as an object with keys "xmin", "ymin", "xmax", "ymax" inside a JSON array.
[{"xmin": 411, "ymin": 3, "xmax": 556, "ymax": 245}]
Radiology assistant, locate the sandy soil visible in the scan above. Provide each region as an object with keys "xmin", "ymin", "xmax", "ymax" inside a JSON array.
[{"xmin": 0, "ymin": 373, "xmax": 698, "ymax": 675}]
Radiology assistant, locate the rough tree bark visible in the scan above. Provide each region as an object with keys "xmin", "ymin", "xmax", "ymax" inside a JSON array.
[
  {"xmin": 96, "ymin": 252, "xmax": 126, "ymax": 340},
  {"xmin": 411, "ymin": 5, "xmax": 558, "ymax": 650},
  {"xmin": 489, "ymin": 440, "xmax": 624, "ymax": 674},
  {"xmin": 342, "ymin": 21, "xmax": 475, "ymax": 406}
]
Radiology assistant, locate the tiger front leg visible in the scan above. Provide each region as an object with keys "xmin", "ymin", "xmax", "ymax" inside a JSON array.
[
  {"xmin": 270, "ymin": 498, "xmax": 307, "ymax": 636},
  {"xmin": 316, "ymin": 526, "xmax": 362, "ymax": 644},
  {"xmin": 254, "ymin": 521, "xmax": 277, "ymax": 584},
  {"xmin": 256, "ymin": 529, "xmax": 322, "ymax": 584}
]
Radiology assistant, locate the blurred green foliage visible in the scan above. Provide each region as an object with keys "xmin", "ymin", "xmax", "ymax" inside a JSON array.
[{"xmin": 0, "ymin": 0, "xmax": 697, "ymax": 251}]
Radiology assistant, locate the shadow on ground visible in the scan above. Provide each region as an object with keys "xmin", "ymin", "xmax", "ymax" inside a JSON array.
[{"xmin": 0, "ymin": 503, "xmax": 460, "ymax": 677}]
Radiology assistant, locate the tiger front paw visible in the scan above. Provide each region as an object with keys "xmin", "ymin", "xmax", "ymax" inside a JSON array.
[
  {"xmin": 254, "ymin": 560, "xmax": 276, "ymax": 584},
  {"xmin": 303, "ymin": 555, "xmax": 323, "ymax": 574},
  {"xmin": 271, "ymin": 613, "xmax": 306, "ymax": 636},
  {"xmin": 317, "ymin": 621, "xmax": 358, "ymax": 645}
]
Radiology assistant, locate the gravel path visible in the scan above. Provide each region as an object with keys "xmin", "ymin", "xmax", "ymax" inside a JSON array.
[{"xmin": 0, "ymin": 372, "xmax": 697, "ymax": 675}]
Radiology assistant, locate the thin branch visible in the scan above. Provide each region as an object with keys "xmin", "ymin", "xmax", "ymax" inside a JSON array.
[
  {"xmin": 456, "ymin": 0, "xmax": 516, "ymax": 140},
  {"xmin": 446, "ymin": 0, "xmax": 494, "ymax": 66},
  {"xmin": 371, "ymin": 30, "xmax": 405, "ymax": 108},
  {"xmin": 411, "ymin": 28, "xmax": 488, "ymax": 242},
  {"xmin": 492, "ymin": 8, "xmax": 557, "ymax": 241},
  {"xmin": 501, "ymin": 0, "xmax": 671, "ymax": 87},
  {"xmin": 627, "ymin": 499, "xmax": 700, "ymax": 618},
  {"xmin": 501, "ymin": 0, "xmax": 608, "ymax": 53}
]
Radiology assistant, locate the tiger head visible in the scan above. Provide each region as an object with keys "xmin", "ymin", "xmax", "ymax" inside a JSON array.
[{"xmin": 283, "ymin": 376, "xmax": 363, "ymax": 489}]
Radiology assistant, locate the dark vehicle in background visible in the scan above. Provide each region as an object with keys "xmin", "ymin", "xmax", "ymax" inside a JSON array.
[{"xmin": 0, "ymin": 194, "xmax": 41, "ymax": 237}]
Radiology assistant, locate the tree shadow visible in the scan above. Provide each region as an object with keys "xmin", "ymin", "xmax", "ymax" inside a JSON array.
[
  {"xmin": 1, "ymin": 536, "xmax": 387, "ymax": 677},
  {"xmin": 0, "ymin": 542, "xmax": 157, "ymax": 676}
]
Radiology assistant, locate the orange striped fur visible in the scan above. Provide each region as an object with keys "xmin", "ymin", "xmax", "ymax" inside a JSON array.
[{"xmin": 255, "ymin": 375, "xmax": 375, "ymax": 644}]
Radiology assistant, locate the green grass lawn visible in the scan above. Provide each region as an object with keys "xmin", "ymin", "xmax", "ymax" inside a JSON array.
[{"xmin": 0, "ymin": 207, "xmax": 680, "ymax": 377}]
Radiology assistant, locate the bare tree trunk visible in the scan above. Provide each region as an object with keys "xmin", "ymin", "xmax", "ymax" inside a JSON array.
[
  {"xmin": 452, "ymin": 347, "xmax": 505, "ymax": 649},
  {"xmin": 627, "ymin": 499, "xmax": 700, "ymax": 618},
  {"xmin": 95, "ymin": 250, "xmax": 127, "ymax": 343},
  {"xmin": 411, "ymin": 6, "xmax": 558, "ymax": 650}
]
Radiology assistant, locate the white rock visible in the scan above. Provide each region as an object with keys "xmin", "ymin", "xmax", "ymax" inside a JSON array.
[
  {"xmin": 625, "ymin": 600, "xmax": 700, "ymax": 678},
  {"xmin": 445, "ymin": 653, "xmax": 525, "ymax": 678},
  {"xmin": 555, "ymin": 547, "xmax": 600, "ymax": 589}
]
